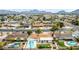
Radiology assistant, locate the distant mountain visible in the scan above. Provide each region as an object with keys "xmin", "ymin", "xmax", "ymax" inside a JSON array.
[
  {"xmin": 57, "ymin": 10, "xmax": 66, "ymax": 13},
  {"xmin": 57, "ymin": 10, "xmax": 69, "ymax": 15},
  {"xmin": 20, "ymin": 9, "xmax": 52, "ymax": 14},
  {"xmin": 0, "ymin": 9, "xmax": 79, "ymax": 15},
  {"xmin": 57, "ymin": 9, "xmax": 79, "ymax": 15},
  {"xmin": 0, "ymin": 10, "xmax": 19, "ymax": 15},
  {"xmin": 71, "ymin": 9, "xmax": 79, "ymax": 15},
  {"xmin": 30, "ymin": 9, "xmax": 41, "ymax": 13}
]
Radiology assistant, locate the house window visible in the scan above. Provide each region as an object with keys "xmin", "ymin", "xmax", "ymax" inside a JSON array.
[
  {"xmin": 48, "ymin": 40, "xmax": 52, "ymax": 43},
  {"xmin": 41, "ymin": 40, "xmax": 43, "ymax": 43},
  {"xmin": 46, "ymin": 40, "xmax": 48, "ymax": 43},
  {"xmin": 36, "ymin": 40, "xmax": 39, "ymax": 42}
]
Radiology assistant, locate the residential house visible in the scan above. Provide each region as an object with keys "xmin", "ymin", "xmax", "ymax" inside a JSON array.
[
  {"xmin": 29, "ymin": 32, "xmax": 53, "ymax": 43},
  {"xmin": 32, "ymin": 21, "xmax": 52, "ymax": 29}
]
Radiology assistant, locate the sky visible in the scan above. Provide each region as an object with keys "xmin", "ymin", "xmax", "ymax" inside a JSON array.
[{"xmin": 0, "ymin": 0, "xmax": 78, "ymax": 13}]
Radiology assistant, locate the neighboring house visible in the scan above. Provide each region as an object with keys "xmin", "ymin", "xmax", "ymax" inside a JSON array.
[
  {"xmin": 32, "ymin": 22, "xmax": 52, "ymax": 29},
  {"xmin": 6, "ymin": 32, "xmax": 28, "ymax": 41},
  {"xmin": 3, "ymin": 21, "xmax": 31, "ymax": 29},
  {"xmin": 54, "ymin": 26, "xmax": 75, "ymax": 41},
  {"xmin": 3, "ymin": 21, "xmax": 20, "ymax": 29},
  {"xmin": 54, "ymin": 31, "xmax": 75, "ymax": 41},
  {"xmin": 22, "ymin": 23, "xmax": 31, "ymax": 29}
]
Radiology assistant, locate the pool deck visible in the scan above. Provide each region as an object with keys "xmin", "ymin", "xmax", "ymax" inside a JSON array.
[
  {"xmin": 64, "ymin": 41, "xmax": 70, "ymax": 47},
  {"xmin": 64, "ymin": 41, "xmax": 78, "ymax": 47}
]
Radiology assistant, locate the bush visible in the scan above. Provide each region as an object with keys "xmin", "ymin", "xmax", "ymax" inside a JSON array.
[
  {"xmin": 7, "ymin": 38, "xmax": 15, "ymax": 41},
  {"xmin": 0, "ymin": 42, "xmax": 6, "ymax": 48}
]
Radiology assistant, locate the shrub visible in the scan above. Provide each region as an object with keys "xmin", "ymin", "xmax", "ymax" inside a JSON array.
[{"xmin": 0, "ymin": 42, "xmax": 6, "ymax": 49}]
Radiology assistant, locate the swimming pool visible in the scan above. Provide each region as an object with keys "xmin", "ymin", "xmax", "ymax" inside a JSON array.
[
  {"xmin": 67, "ymin": 41, "xmax": 77, "ymax": 46},
  {"xmin": 8, "ymin": 42, "xmax": 20, "ymax": 48},
  {"xmin": 27, "ymin": 38, "xmax": 36, "ymax": 49}
]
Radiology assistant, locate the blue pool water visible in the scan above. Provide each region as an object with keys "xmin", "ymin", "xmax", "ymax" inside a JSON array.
[
  {"xmin": 27, "ymin": 39, "xmax": 36, "ymax": 48},
  {"xmin": 8, "ymin": 42, "xmax": 20, "ymax": 48},
  {"xmin": 67, "ymin": 41, "xmax": 77, "ymax": 46}
]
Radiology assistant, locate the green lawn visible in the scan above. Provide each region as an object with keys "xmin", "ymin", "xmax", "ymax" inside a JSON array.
[
  {"xmin": 58, "ymin": 40, "xmax": 66, "ymax": 47},
  {"xmin": 7, "ymin": 38, "xmax": 16, "ymax": 41},
  {"xmin": 0, "ymin": 42, "xmax": 6, "ymax": 47},
  {"xmin": 57, "ymin": 40, "xmax": 69, "ymax": 50},
  {"xmin": 37, "ymin": 44, "xmax": 51, "ymax": 49}
]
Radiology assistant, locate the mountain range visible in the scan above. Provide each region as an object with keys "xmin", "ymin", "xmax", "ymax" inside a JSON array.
[{"xmin": 0, "ymin": 9, "xmax": 79, "ymax": 15}]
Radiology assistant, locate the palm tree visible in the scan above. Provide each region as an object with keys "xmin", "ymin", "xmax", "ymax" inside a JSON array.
[
  {"xmin": 53, "ymin": 21, "xmax": 64, "ymax": 29},
  {"xmin": 50, "ymin": 24, "xmax": 59, "ymax": 43},
  {"xmin": 27, "ymin": 30, "xmax": 32, "ymax": 38},
  {"xmin": 35, "ymin": 29, "xmax": 42, "ymax": 41},
  {"xmin": 50, "ymin": 24, "xmax": 59, "ymax": 34}
]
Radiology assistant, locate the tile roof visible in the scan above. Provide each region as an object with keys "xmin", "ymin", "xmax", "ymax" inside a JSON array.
[{"xmin": 30, "ymin": 32, "xmax": 52, "ymax": 39}]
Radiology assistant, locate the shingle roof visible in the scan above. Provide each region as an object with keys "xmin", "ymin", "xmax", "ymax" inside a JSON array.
[
  {"xmin": 6, "ymin": 32, "xmax": 27, "ymax": 39},
  {"xmin": 54, "ymin": 32, "xmax": 74, "ymax": 39}
]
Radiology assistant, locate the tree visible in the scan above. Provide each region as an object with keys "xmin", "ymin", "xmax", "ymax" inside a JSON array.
[
  {"xmin": 21, "ymin": 16, "xmax": 25, "ymax": 19},
  {"xmin": 50, "ymin": 24, "xmax": 59, "ymax": 32},
  {"xmin": 0, "ymin": 16, "xmax": 5, "ymax": 21},
  {"xmin": 75, "ymin": 38, "xmax": 79, "ymax": 42},
  {"xmin": 53, "ymin": 21, "xmax": 64, "ymax": 28},
  {"xmin": 31, "ymin": 20, "xmax": 35, "ymax": 25},
  {"xmin": 43, "ymin": 17, "xmax": 46, "ymax": 21},
  {"xmin": 50, "ymin": 24, "xmax": 59, "ymax": 42},
  {"xmin": 7, "ymin": 15, "xmax": 15, "ymax": 21},
  {"xmin": 16, "ymin": 37, "xmax": 21, "ymax": 42},
  {"xmin": 0, "ymin": 42, "xmax": 6, "ymax": 49},
  {"xmin": 35, "ymin": 29, "xmax": 42, "ymax": 40},
  {"xmin": 59, "ymin": 22, "xmax": 64, "ymax": 28},
  {"xmin": 71, "ymin": 20, "xmax": 79, "ymax": 26},
  {"xmin": 35, "ymin": 29, "xmax": 42, "ymax": 35},
  {"xmin": 27, "ymin": 30, "xmax": 32, "ymax": 37}
]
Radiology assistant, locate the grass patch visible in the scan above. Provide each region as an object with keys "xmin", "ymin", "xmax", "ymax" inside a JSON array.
[
  {"xmin": 0, "ymin": 42, "xmax": 6, "ymax": 47},
  {"xmin": 37, "ymin": 44, "xmax": 51, "ymax": 49},
  {"xmin": 7, "ymin": 38, "xmax": 16, "ymax": 41},
  {"xmin": 58, "ymin": 40, "xmax": 66, "ymax": 47}
]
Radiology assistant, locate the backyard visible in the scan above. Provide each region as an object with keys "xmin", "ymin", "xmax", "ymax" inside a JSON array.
[
  {"xmin": 37, "ymin": 43, "xmax": 51, "ymax": 49},
  {"xmin": 57, "ymin": 40, "xmax": 68, "ymax": 50}
]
